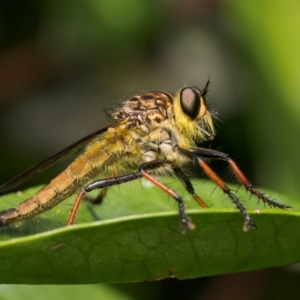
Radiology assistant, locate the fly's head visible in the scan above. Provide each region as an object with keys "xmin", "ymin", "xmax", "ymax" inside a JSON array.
[{"xmin": 173, "ymin": 80, "xmax": 215, "ymax": 142}]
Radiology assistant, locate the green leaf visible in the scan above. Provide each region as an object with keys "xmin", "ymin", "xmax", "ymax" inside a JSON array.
[
  {"xmin": 0, "ymin": 284, "xmax": 133, "ymax": 300},
  {"xmin": 0, "ymin": 179, "xmax": 298, "ymax": 284}
]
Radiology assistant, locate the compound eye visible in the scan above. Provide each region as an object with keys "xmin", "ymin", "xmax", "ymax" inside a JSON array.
[{"xmin": 180, "ymin": 88, "xmax": 200, "ymax": 120}]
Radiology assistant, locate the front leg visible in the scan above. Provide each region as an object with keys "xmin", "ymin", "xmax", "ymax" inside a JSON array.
[{"xmin": 185, "ymin": 147, "xmax": 291, "ymax": 210}]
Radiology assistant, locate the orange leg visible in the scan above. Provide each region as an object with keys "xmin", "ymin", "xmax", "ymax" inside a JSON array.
[
  {"xmin": 141, "ymin": 169, "xmax": 195, "ymax": 233},
  {"xmin": 173, "ymin": 167, "xmax": 208, "ymax": 208},
  {"xmin": 67, "ymin": 191, "xmax": 85, "ymax": 226},
  {"xmin": 198, "ymin": 158, "xmax": 255, "ymax": 232},
  {"xmin": 187, "ymin": 147, "xmax": 291, "ymax": 210},
  {"xmin": 227, "ymin": 159, "xmax": 290, "ymax": 209}
]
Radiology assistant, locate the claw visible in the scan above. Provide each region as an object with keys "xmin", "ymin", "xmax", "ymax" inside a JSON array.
[{"xmin": 243, "ymin": 220, "xmax": 257, "ymax": 232}]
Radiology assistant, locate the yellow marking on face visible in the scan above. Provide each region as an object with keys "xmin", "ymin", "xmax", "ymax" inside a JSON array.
[{"xmin": 198, "ymin": 96, "xmax": 207, "ymax": 118}]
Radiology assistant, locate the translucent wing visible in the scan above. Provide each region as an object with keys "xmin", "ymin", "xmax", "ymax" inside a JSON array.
[{"xmin": 0, "ymin": 119, "xmax": 127, "ymax": 192}]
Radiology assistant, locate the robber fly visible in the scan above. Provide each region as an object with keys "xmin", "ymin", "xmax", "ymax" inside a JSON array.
[{"xmin": 0, "ymin": 80, "xmax": 291, "ymax": 233}]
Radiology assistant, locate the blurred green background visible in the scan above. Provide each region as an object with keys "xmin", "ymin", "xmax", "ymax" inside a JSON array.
[{"xmin": 0, "ymin": 0, "xmax": 300, "ymax": 299}]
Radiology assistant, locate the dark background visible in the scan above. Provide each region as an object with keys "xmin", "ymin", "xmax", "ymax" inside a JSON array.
[{"xmin": 0, "ymin": 0, "xmax": 300, "ymax": 299}]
